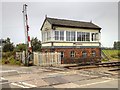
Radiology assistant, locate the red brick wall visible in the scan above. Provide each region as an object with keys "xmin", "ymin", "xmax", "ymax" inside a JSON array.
[{"xmin": 41, "ymin": 48, "xmax": 101, "ymax": 64}]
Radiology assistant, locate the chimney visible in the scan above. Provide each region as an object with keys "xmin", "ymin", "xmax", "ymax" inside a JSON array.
[
  {"xmin": 45, "ymin": 14, "xmax": 47, "ymax": 18},
  {"xmin": 90, "ymin": 20, "xmax": 92, "ymax": 23}
]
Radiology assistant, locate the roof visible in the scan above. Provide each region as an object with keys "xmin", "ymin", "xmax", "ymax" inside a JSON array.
[{"xmin": 41, "ymin": 17, "xmax": 101, "ymax": 30}]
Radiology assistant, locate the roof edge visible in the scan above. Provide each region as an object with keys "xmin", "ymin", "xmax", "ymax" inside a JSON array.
[{"xmin": 40, "ymin": 17, "xmax": 102, "ymax": 31}]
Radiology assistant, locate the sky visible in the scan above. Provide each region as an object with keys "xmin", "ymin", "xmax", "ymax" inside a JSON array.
[{"xmin": 1, "ymin": 1, "xmax": 118, "ymax": 47}]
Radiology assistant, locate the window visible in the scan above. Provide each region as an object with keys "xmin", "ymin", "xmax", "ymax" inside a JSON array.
[
  {"xmin": 77, "ymin": 32, "xmax": 90, "ymax": 41},
  {"xmin": 86, "ymin": 33, "xmax": 90, "ymax": 41},
  {"xmin": 60, "ymin": 31, "xmax": 64, "ymax": 41},
  {"xmin": 55, "ymin": 31, "xmax": 64, "ymax": 41},
  {"xmin": 92, "ymin": 33, "xmax": 99, "ymax": 41},
  {"xmin": 91, "ymin": 51, "xmax": 96, "ymax": 57},
  {"xmin": 70, "ymin": 51, "xmax": 75, "ymax": 57},
  {"xmin": 77, "ymin": 32, "xmax": 82, "ymax": 41},
  {"xmin": 82, "ymin": 32, "xmax": 86, "ymax": 41},
  {"xmin": 82, "ymin": 51, "xmax": 87, "ymax": 58},
  {"xmin": 42, "ymin": 32, "xmax": 44, "ymax": 41},
  {"xmin": 66, "ymin": 31, "xmax": 75, "ymax": 41},
  {"xmin": 66, "ymin": 31, "xmax": 71, "ymax": 41},
  {"xmin": 71, "ymin": 31, "xmax": 76, "ymax": 41},
  {"xmin": 60, "ymin": 51, "xmax": 64, "ymax": 58},
  {"xmin": 53, "ymin": 31, "xmax": 91, "ymax": 42},
  {"xmin": 42, "ymin": 31, "xmax": 52, "ymax": 42},
  {"xmin": 55, "ymin": 31, "xmax": 59, "ymax": 40},
  {"xmin": 47, "ymin": 31, "xmax": 50, "ymax": 40},
  {"xmin": 44, "ymin": 32, "xmax": 47, "ymax": 41}
]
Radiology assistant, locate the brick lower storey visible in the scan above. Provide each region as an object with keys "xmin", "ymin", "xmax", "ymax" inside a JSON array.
[{"xmin": 41, "ymin": 47, "xmax": 101, "ymax": 64}]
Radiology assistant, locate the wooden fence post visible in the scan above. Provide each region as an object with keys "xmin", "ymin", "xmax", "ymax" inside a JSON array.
[{"xmin": 22, "ymin": 51, "xmax": 25, "ymax": 64}]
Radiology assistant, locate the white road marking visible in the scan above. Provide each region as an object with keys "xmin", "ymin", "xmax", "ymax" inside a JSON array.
[
  {"xmin": 1, "ymin": 77, "xmax": 6, "ymax": 80},
  {"xmin": 18, "ymin": 82, "xmax": 37, "ymax": 87},
  {"xmin": 78, "ymin": 79, "xmax": 116, "ymax": 87},
  {"xmin": 0, "ymin": 70, "xmax": 17, "ymax": 73},
  {"xmin": 0, "ymin": 77, "xmax": 36, "ymax": 88},
  {"xmin": 0, "ymin": 77, "xmax": 9, "ymax": 85},
  {"xmin": 11, "ymin": 83, "xmax": 30, "ymax": 88}
]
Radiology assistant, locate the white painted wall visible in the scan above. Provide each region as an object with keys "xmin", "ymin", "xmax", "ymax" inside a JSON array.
[
  {"xmin": 41, "ymin": 20, "xmax": 51, "ymax": 31},
  {"xmin": 42, "ymin": 42, "xmax": 100, "ymax": 47}
]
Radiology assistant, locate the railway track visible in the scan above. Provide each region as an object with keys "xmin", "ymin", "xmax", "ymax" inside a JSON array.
[
  {"xmin": 95, "ymin": 61, "xmax": 120, "ymax": 67},
  {"xmin": 64, "ymin": 61, "xmax": 120, "ymax": 70}
]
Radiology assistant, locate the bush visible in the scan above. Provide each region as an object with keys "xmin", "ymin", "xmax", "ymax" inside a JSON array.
[
  {"xmin": 9, "ymin": 57, "xmax": 15, "ymax": 65},
  {"xmin": 2, "ymin": 51, "xmax": 15, "ymax": 59},
  {"xmin": 15, "ymin": 60, "xmax": 21, "ymax": 65},
  {"xmin": 2, "ymin": 58, "xmax": 10, "ymax": 64},
  {"xmin": 2, "ymin": 51, "xmax": 21, "ymax": 65}
]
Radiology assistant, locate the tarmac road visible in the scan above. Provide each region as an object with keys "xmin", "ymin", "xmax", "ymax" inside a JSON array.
[{"xmin": 0, "ymin": 64, "xmax": 119, "ymax": 89}]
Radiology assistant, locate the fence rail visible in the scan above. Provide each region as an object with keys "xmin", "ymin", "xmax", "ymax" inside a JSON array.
[
  {"xmin": 16, "ymin": 51, "xmax": 25, "ymax": 64},
  {"xmin": 33, "ymin": 52, "xmax": 61, "ymax": 66}
]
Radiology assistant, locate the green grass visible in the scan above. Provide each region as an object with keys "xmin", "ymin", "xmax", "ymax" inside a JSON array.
[{"xmin": 102, "ymin": 49, "xmax": 120, "ymax": 60}]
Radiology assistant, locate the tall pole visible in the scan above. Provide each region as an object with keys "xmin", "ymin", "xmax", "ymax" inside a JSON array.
[{"xmin": 22, "ymin": 4, "xmax": 32, "ymax": 66}]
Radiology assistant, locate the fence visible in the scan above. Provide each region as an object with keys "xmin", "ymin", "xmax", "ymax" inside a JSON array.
[
  {"xmin": 15, "ymin": 51, "xmax": 25, "ymax": 64},
  {"xmin": 33, "ymin": 52, "xmax": 61, "ymax": 66}
]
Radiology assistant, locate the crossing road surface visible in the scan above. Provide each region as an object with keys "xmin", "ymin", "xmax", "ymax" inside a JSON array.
[{"xmin": 0, "ymin": 65, "xmax": 119, "ymax": 89}]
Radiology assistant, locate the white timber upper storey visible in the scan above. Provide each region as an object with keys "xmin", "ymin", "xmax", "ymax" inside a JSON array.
[{"xmin": 40, "ymin": 17, "xmax": 101, "ymax": 47}]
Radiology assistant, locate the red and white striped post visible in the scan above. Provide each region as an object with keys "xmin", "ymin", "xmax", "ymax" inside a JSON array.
[
  {"xmin": 22, "ymin": 4, "xmax": 32, "ymax": 66},
  {"xmin": 28, "ymin": 35, "xmax": 32, "ymax": 52}
]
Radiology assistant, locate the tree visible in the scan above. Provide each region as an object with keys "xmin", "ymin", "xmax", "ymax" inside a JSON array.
[
  {"xmin": 3, "ymin": 37, "xmax": 14, "ymax": 52},
  {"xmin": 31, "ymin": 37, "xmax": 41, "ymax": 52},
  {"xmin": 113, "ymin": 41, "xmax": 120, "ymax": 50},
  {"xmin": 15, "ymin": 43, "xmax": 26, "ymax": 52}
]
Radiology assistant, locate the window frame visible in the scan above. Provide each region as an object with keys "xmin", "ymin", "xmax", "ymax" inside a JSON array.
[
  {"xmin": 77, "ymin": 32, "xmax": 90, "ymax": 41},
  {"xmin": 86, "ymin": 32, "xmax": 90, "ymax": 41},
  {"xmin": 70, "ymin": 51, "xmax": 75, "ymax": 57},
  {"xmin": 60, "ymin": 51, "xmax": 64, "ymax": 58},
  {"xmin": 91, "ymin": 33, "xmax": 99, "ymax": 41},
  {"xmin": 91, "ymin": 50, "xmax": 96, "ymax": 57},
  {"xmin": 66, "ymin": 31, "xmax": 76, "ymax": 41},
  {"xmin": 49, "ymin": 30, "xmax": 99, "ymax": 42},
  {"xmin": 55, "ymin": 31, "xmax": 59, "ymax": 40},
  {"xmin": 77, "ymin": 32, "xmax": 82, "ymax": 41},
  {"xmin": 82, "ymin": 51, "xmax": 87, "ymax": 58},
  {"xmin": 71, "ymin": 31, "xmax": 76, "ymax": 41},
  {"xmin": 66, "ymin": 31, "xmax": 71, "ymax": 41},
  {"xmin": 60, "ymin": 31, "xmax": 64, "ymax": 41}
]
